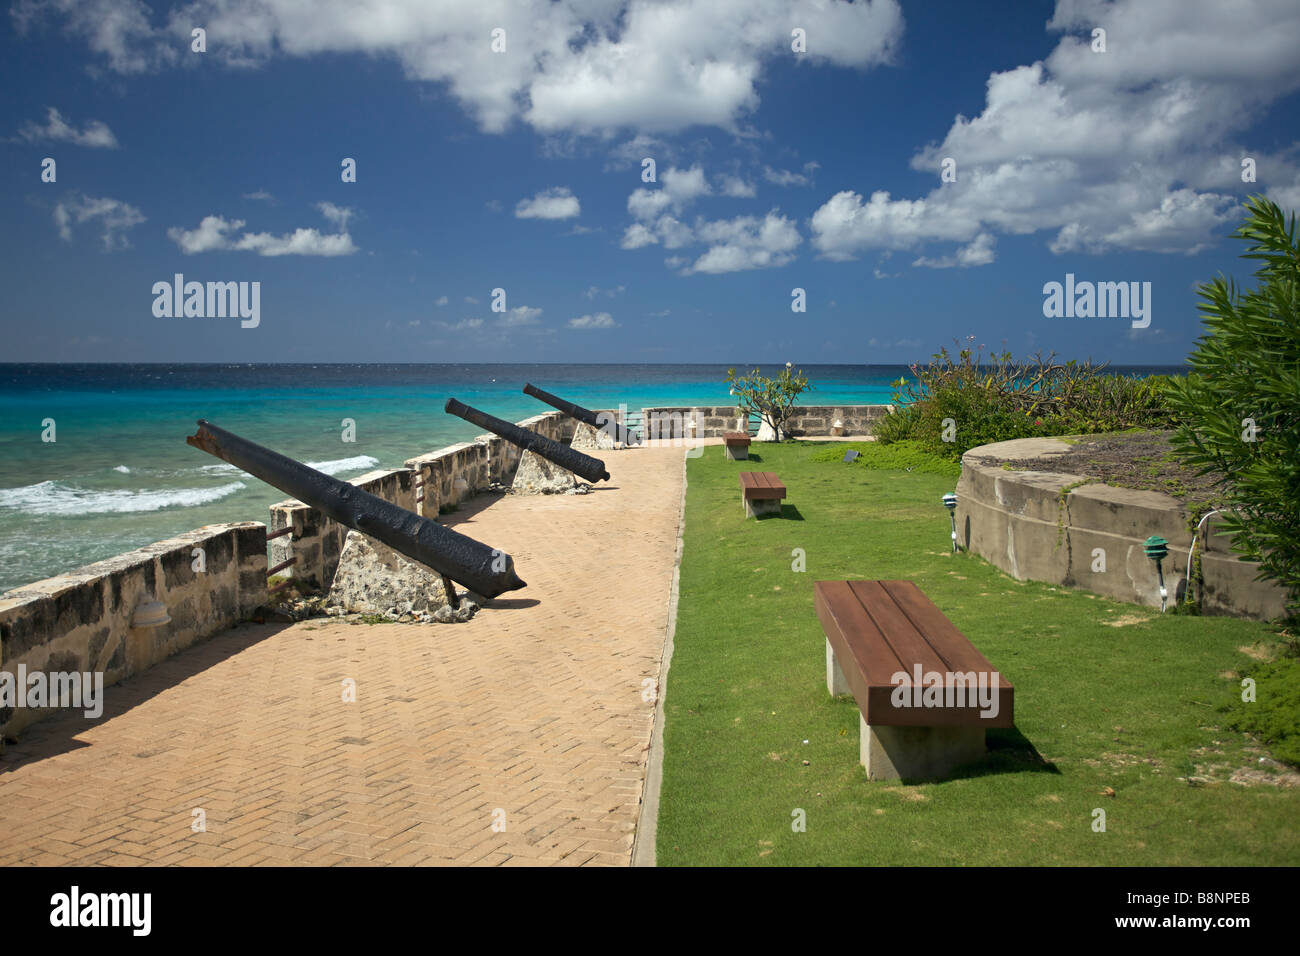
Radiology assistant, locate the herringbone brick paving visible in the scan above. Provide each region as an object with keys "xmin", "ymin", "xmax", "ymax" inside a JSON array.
[{"xmin": 0, "ymin": 445, "xmax": 685, "ymax": 866}]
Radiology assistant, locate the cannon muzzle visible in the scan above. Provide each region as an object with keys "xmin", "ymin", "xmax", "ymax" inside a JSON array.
[
  {"xmin": 522, "ymin": 383, "xmax": 641, "ymax": 446},
  {"xmin": 444, "ymin": 397, "xmax": 611, "ymax": 483},
  {"xmin": 186, "ymin": 419, "xmax": 526, "ymax": 598}
]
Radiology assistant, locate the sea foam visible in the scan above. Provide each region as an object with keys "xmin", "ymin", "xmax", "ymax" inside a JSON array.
[{"xmin": 0, "ymin": 480, "xmax": 247, "ymax": 516}]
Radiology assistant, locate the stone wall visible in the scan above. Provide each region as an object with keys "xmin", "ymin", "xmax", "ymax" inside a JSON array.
[
  {"xmin": 268, "ymin": 467, "xmax": 417, "ymax": 592},
  {"xmin": 783, "ymin": 405, "xmax": 893, "ymax": 437},
  {"xmin": 404, "ymin": 411, "xmax": 574, "ymax": 517},
  {"xmin": 639, "ymin": 404, "xmax": 892, "ymax": 439},
  {"xmin": 269, "ymin": 411, "xmax": 575, "ymax": 589},
  {"xmin": 0, "ymin": 522, "xmax": 267, "ymax": 738},
  {"xmin": 957, "ymin": 438, "xmax": 1288, "ymax": 620}
]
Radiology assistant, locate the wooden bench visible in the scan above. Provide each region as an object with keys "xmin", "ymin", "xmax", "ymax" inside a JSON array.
[
  {"xmin": 721, "ymin": 430, "xmax": 751, "ymax": 460},
  {"xmin": 739, "ymin": 471, "xmax": 786, "ymax": 517},
  {"xmin": 814, "ymin": 579, "xmax": 1013, "ymax": 780}
]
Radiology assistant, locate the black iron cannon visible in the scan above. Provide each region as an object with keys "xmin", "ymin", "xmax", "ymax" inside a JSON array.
[
  {"xmin": 444, "ymin": 397, "xmax": 610, "ymax": 484},
  {"xmin": 522, "ymin": 382, "xmax": 641, "ymax": 446},
  {"xmin": 186, "ymin": 419, "xmax": 526, "ymax": 599}
]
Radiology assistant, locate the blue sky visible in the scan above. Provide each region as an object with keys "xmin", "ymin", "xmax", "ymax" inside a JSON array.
[{"xmin": 3, "ymin": 0, "xmax": 1298, "ymax": 365}]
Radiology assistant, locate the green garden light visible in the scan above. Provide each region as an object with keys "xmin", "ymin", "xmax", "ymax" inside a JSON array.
[
  {"xmin": 942, "ymin": 493, "xmax": 959, "ymax": 552},
  {"xmin": 1144, "ymin": 534, "xmax": 1169, "ymax": 612}
]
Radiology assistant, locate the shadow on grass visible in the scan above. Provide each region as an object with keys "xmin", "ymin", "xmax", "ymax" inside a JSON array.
[
  {"xmin": 937, "ymin": 726, "xmax": 1059, "ymax": 783},
  {"xmin": 755, "ymin": 503, "xmax": 804, "ymax": 521},
  {"xmin": 886, "ymin": 727, "xmax": 1058, "ymax": 785}
]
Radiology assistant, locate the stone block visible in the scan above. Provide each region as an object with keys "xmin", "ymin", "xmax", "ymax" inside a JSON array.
[{"xmin": 860, "ymin": 717, "xmax": 986, "ymax": 781}]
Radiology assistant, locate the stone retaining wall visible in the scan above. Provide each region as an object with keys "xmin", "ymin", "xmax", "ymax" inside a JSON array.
[
  {"xmin": 268, "ymin": 468, "xmax": 417, "ymax": 592},
  {"xmin": 0, "ymin": 522, "xmax": 267, "ymax": 738},
  {"xmin": 957, "ymin": 437, "xmax": 1287, "ymax": 620},
  {"xmin": 640, "ymin": 404, "xmax": 892, "ymax": 439},
  {"xmin": 269, "ymin": 411, "xmax": 574, "ymax": 590},
  {"xmin": 403, "ymin": 411, "xmax": 573, "ymax": 517}
]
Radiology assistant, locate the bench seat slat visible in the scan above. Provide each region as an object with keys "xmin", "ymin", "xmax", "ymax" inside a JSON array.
[
  {"xmin": 815, "ymin": 579, "xmax": 1014, "ymax": 728},
  {"xmin": 881, "ymin": 581, "xmax": 1009, "ymax": 686},
  {"xmin": 815, "ymin": 582, "xmax": 911, "ymax": 690},
  {"xmin": 739, "ymin": 471, "xmax": 786, "ymax": 499},
  {"xmin": 848, "ymin": 580, "xmax": 949, "ymax": 677}
]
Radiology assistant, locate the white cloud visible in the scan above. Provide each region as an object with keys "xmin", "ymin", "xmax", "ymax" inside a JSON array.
[
  {"xmin": 657, "ymin": 215, "xmax": 693, "ymax": 249},
  {"xmin": 515, "ymin": 186, "xmax": 580, "ymax": 219},
  {"xmin": 167, "ymin": 214, "xmax": 242, "ymax": 254},
  {"xmin": 567, "ymin": 312, "xmax": 617, "ymax": 329},
  {"xmin": 436, "ymin": 317, "xmax": 483, "ymax": 330},
  {"xmin": 583, "ymin": 284, "xmax": 624, "ymax": 300},
  {"xmin": 621, "ymin": 222, "xmax": 658, "ymax": 249},
  {"xmin": 810, "ymin": 189, "xmax": 979, "ymax": 260},
  {"xmin": 13, "ymin": 0, "xmax": 179, "ymax": 74},
  {"xmin": 624, "ymin": 165, "xmax": 717, "ymax": 249},
  {"xmin": 762, "ymin": 162, "xmax": 818, "ymax": 187},
  {"xmin": 810, "ymin": 0, "xmax": 1300, "ymax": 263},
  {"xmin": 464, "ymin": 296, "xmax": 480, "ymax": 304},
  {"xmin": 685, "ymin": 211, "xmax": 801, "ymax": 274},
  {"xmin": 627, "ymin": 189, "xmax": 673, "ymax": 222},
  {"xmin": 500, "ymin": 305, "xmax": 543, "ymax": 326},
  {"xmin": 242, "ymin": 189, "xmax": 275, "ymax": 202},
  {"xmin": 17, "ymin": 107, "xmax": 118, "ymax": 147},
  {"xmin": 435, "ymin": 295, "xmax": 449, "ymax": 306},
  {"xmin": 913, "ymin": 232, "xmax": 996, "ymax": 269},
  {"xmin": 22, "ymin": 0, "xmax": 903, "ymax": 135},
  {"xmin": 628, "ymin": 165, "xmax": 712, "ymax": 222},
  {"xmin": 53, "ymin": 193, "xmax": 145, "ymax": 250},
  {"xmin": 167, "ymin": 204, "xmax": 358, "ymax": 256},
  {"xmin": 316, "ymin": 201, "xmax": 352, "ymax": 230},
  {"xmin": 719, "ymin": 174, "xmax": 756, "ymax": 197}
]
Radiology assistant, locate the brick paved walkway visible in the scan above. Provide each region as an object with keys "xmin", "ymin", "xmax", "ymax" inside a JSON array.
[{"xmin": 0, "ymin": 445, "xmax": 685, "ymax": 866}]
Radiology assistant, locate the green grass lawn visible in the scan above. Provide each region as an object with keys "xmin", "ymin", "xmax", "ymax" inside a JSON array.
[{"xmin": 655, "ymin": 441, "xmax": 1300, "ymax": 866}]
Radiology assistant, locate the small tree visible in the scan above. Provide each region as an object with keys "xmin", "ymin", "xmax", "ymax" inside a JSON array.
[
  {"xmin": 725, "ymin": 363, "xmax": 814, "ymax": 440},
  {"xmin": 1164, "ymin": 195, "xmax": 1300, "ymax": 617}
]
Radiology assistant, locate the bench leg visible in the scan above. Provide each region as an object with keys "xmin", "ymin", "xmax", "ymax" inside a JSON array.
[
  {"xmin": 743, "ymin": 496, "xmax": 782, "ymax": 518},
  {"xmin": 826, "ymin": 638, "xmax": 851, "ymax": 696},
  {"xmin": 860, "ymin": 718, "xmax": 986, "ymax": 781},
  {"xmin": 724, "ymin": 445, "xmax": 747, "ymax": 460}
]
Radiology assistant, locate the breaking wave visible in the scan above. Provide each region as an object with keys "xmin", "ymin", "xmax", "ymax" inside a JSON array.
[{"xmin": 0, "ymin": 480, "xmax": 247, "ymax": 516}]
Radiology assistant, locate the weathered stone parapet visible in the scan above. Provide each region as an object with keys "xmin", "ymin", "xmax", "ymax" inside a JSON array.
[
  {"xmin": 641, "ymin": 404, "xmax": 892, "ymax": 439},
  {"xmin": 956, "ymin": 437, "xmax": 1287, "ymax": 620},
  {"xmin": 269, "ymin": 467, "xmax": 416, "ymax": 591},
  {"xmin": 0, "ymin": 521, "xmax": 267, "ymax": 738},
  {"xmin": 402, "ymin": 411, "xmax": 573, "ymax": 519}
]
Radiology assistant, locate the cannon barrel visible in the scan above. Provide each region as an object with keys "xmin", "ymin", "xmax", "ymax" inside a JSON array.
[
  {"xmin": 522, "ymin": 382, "xmax": 641, "ymax": 446},
  {"xmin": 444, "ymin": 397, "xmax": 611, "ymax": 483},
  {"xmin": 186, "ymin": 419, "xmax": 526, "ymax": 598}
]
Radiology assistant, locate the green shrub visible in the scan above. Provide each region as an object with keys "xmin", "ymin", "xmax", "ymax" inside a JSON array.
[
  {"xmin": 807, "ymin": 439, "xmax": 961, "ymax": 477},
  {"xmin": 1163, "ymin": 195, "xmax": 1300, "ymax": 617},
  {"xmin": 879, "ymin": 341, "xmax": 1175, "ymax": 460}
]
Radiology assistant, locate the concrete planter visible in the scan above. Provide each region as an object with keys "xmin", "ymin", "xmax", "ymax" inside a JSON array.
[{"xmin": 956, "ymin": 437, "xmax": 1287, "ymax": 620}]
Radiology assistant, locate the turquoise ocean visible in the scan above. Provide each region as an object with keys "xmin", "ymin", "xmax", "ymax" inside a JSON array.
[
  {"xmin": 0, "ymin": 363, "xmax": 905, "ymax": 593},
  {"xmin": 0, "ymin": 363, "xmax": 1179, "ymax": 594}
]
